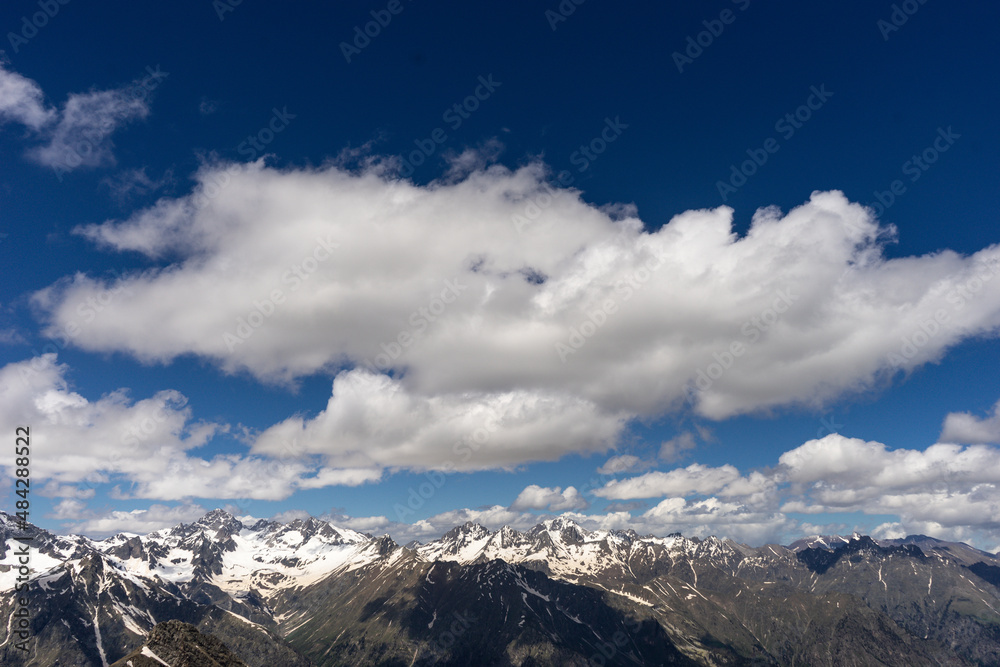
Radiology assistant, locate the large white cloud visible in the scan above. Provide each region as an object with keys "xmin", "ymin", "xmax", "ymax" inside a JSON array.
[{"xmin": 34, "ymin": 161, "xmax": 1000, "ymax": 429}]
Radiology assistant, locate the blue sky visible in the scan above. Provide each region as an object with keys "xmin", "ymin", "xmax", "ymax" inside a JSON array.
[{"xmin": 2, "ymin": 1, "xmax": 1000, "ymax": 549}]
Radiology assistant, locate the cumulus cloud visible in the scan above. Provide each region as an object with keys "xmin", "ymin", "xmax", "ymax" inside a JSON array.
[
  {"xmin": 0, "ymin": 355, "xmax": 383, "ymax": 501},
  {"xmin": 251, "ymin": 368, "xmax": 625, "ymax": 471},
  {"xmin": 940, "ymin": 398, "xmax": 1000, "ymax": 444},
  {"xmin": 586, "ymin": 430, "xmax": 1000, "ymax": 548},
  {"xmin": 34, "ymin": 161, "xmax": 1000, "ymax": 436},
  {"xmin": 779, "ymin": 434, "xmax": 1000, "ymax": 491},
  {"xmin": 777, "ymin": 434, "xmax": 1000, "ymax": 546},
  {"xmin": 0, "ymin": 355, "xmax": 218, "ymax": 485},
  {"xmin": 636, "ymin": 497, "xmax": 793, "ymax": 545},
  {"xmin": 510, "ymin": 484, "xmax": 589, "ymax": 511}
]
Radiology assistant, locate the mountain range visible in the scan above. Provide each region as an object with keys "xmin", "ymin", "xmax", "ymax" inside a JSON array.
[{"xmin": 2, "ymin": 509, "xmax": 998, "ymax": 665}]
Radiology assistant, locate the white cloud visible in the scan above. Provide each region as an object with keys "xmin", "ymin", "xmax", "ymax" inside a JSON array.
[
  {"xmin": 594, "ymin": 463, "xmax": 742, "ymax": 500},
  {"xmin": 0, "ymin": 355, "xmax": 219, "ymax": 486},
  {"xmin": 251, "ymin": 368, "xmax": 625, "ymax": 471},
  {"xmin": 269, "ymin": 509, "xmax": 312, "ymax": 524},
  {"xmin": 34, "ymin": 161, "xmax": 1000, "ymax": 439},
  {"xmin": 658, "ymin": 431, "xmax": 699, "ymax": 461},
  {"xmin": 776, "ymin": 433, "xmax": 1000, "ymax": 545},
  {"xmin": 584, "ymin": 428, "xmax": 1000, "ymax": 548},
  {"xmin": 940, "ymin": 398, "xmax": 1000, "ymax": 444},
  {"xmin": 28, "ymin": 86, "xmax": 150, "ymax": 170},
  {"xmin": 0, "ymin": 62, "xmax": 164, "ymax": 173},
  {"xmin": 596, "ymin": 454, "xmax": 650, "ymax": 475},
  {"xmin": 636, "ymin": 497, "xmax": 793, "ymax": 545},
  {"xmin": 392, "ymin": 505, "xmax": 544, "ymax": 544},
  {"xmin": 39, "ymin": 482, "xmax": 96, "ymax": 499},
  {"xmin": 779, "ymin": 434, "xmax": 1000, "ymax": 491},
  {"xmin": 0, "ymin": 356, "xmax": 385, "ymax": 501},
  {"xmin": 58, "ymin": 503, "xmax": 208, "ymax": 537},
  {"xmin": 510, "ymin": 484, "xmax": 589, "ymax": 511},
  {"xmin": 0, "ymin": 63, "xmax": 54, "ymax": 129}
]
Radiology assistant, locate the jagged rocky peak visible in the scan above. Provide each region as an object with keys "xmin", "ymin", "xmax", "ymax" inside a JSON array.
[
  {"xmin": 106, "ymin": 534, "xmax": 148, "ymax": 561},
  {"xmin": 492, "ymin": 524, "xmax": 522, "ymax": 546},
  {"xmin": 443, "ymin": 521, "xmax": 491, "ymax": 542},
  {"xmin": 787, "ymin": 534, "xmax": 853, "ymax": 552},
  {"xmin": 248, "ymin": 517, "xmax": 277, "ymax": 532},
  {"xmin": 370, "ymin": 534, "xmax": 400, "ymax": 556},
  {"xmin": 290, "ymin": 516, "xmax": 362, "ymax": 543},
  {"xmin": 193, "ymin": 508, "xmax": 245, "ymax": 537},
  {"xmin": 529, "ymin": 517, "xmax": 589, "ymax": 543}
]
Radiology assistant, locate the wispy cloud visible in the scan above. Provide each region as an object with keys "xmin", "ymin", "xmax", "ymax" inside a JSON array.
[
  {"xmin": 0, "ymin": 63, "xmax": 166, "ymax": 175},
  {"xmin": 0, "ymin": 63, "xmax": 55, "ymax": 129}
]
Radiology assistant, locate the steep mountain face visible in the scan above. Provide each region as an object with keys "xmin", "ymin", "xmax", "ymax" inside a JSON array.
[
  {"xmin": 269, "ymin": 538, "xmax": 695, "ymax": 666},
  {"xmin": 1, "ymin": 510, "xmax": 999, "ymax": 666}
]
